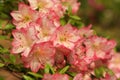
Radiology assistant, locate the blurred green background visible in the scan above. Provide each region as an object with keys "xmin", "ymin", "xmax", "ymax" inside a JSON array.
[
  {"xmin": 0, "ymin": 0, "xmax": 120, "ymax": 51},
  {"xmin": 79, "ymin": 0, "xmax": 120, "ymax": 51}
]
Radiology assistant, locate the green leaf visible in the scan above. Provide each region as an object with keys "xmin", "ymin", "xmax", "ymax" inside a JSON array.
[
  {"xmin": 0, "ymin": 63, "xmax": 4, "ymax": 68},
  {"xmin": 75, "ymin": 21, "xmax": 84, "ymax": 28},
  {"xmin": 66, "ymin": 71, "xmax": 77, "ymax": 77},
  {"xmin": 105, "ymin": 68, "xmax": 114, "ymax": 76},
  {"xmin": 0, "ymin": 47, "xmax": 9, "ymax": 54},
  {"xmin": 69, "ymin": 15, "xmax": 81, "ymax": 20},
  {"xmin": 28, "ymin": 72, "xmax": 43, "ymax": 78},
  {"xmin": 49, "ymin": 64, "xmax": 55, "ymax": 74},
  {"xmin": 23, "ymin": 75, "xmax": 34, "ymax": 80},
  {"xmin": 60, "ymin": 17, "xmax": 67, "ymax": 26},
  {"xmin": 0, "ymin": 35, "xmax": 8, "ymax": 40},
  {"xmin": 4, "ymin": 23, "xmax": 15, "ymax": 30},
  {"xmin": 44, "ymin": 64, "xmax": 55, "ymax": 74},
  {"xmin": 67, "ymin": 6, "xmax": 72, "ymax": 15},
  {"xmin": 94, "ymin": 66, "xmax": 106, "ymax": 78},
  {"xmin": 44, "ymin": 64, "xmax": 50, "ymax": 74},
  {"xmin": 59, "ymin": 65, "xmax": 69, "ymax": 74},
  {"xmin": 94, "ymin": 66, "xmax": 105, "ymax": 78},
  {"xmin": 10, "ymin": 54, "xmax": 16, "ymax": 64}
]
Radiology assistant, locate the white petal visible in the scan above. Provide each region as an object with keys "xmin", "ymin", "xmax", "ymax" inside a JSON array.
[
  {"xmin": 12, "ymin": 43, "xmax": 25, "ymax": 54},
  {"xmin": 12, "ymin": 30, "xmax": 26, "ymax": 42},
  {"xmin": 11, "ymin": 11, "xmax": 23, "ymax": 21}
]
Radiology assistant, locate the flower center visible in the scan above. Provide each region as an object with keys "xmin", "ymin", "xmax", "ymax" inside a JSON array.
[
  {"xmin": 38, "ymin": 1, "xmax": 47, "ymax": 9},
  {"xmin": 60, "ymin": 35, "xmax": 67, "ymax": 42},
  {"xmin": 23, "ymin": 15, "xmax": 31, "ymax": 23}
]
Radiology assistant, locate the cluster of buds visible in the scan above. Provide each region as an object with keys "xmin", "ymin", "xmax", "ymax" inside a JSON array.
[{"xmin": 10, "ymin": 0, "xmax": 118, "ymax": 80}]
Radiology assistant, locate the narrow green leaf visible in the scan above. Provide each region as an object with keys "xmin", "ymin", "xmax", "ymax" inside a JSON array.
[
  {"xmin": 94, "ymin": 68, "xmax": 101, "ymax": 78},
  {"xmin": 10, "ymin": 54, "xmax": 16, "ymax": 64},
  {"xmin": 0, "ymin": 63, "xmax": 4, "ymax": 68},
  {"xmin": 0, "ymin": 47, "xmax": 9, "ymax": 54},
  {"xmin": 44, "ymin": 64, "xmax": 55, "ymax": 74},
  {"xmin": 94, "ymin": 66, "xmax": 105, "ymax": 78},
  {"xmin": 28, "ymin": 72, "xmax": 43, "ymax": 78},
  {"xmin": 60, "ymin": 17, "xmax": 67, "ymax": 26},
  {"xmin": 67, "ymin": 6, "xmax": 72, "ymax": 15},
  {"xmin": 44, "ymin": 64, "xmax": 50, "ymax": 73},
  {"xmin": 70, "ymin": 15, "xmax": 81, "ymax": 20},
  {"xmin": 66, "ymin": 71, "xmax": 77, "ymax": 77},
  {"xmin": 23, "ymin": 75, "xmax": 34, "ymax": 80},
  {"xmin": 59, "ymin": 65, "xmax": 69, "ymax": 74},
  {"xmin": 4, "ymin": 23, "xmax": 15, "ymax": 30},
  {"xmin": 49, "ymin": 64, "xmax": 55, "ymax": 74}
]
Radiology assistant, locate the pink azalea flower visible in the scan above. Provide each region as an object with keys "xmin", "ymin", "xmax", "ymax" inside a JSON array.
[
  {"xmin": 76, "ymin": 24, "xmax": 94, "ymax": 38},
  {"xmin": 42, "ymin": 73, "xmax": 69, "ymax": 80},
  {"xmin": 51, "ymin": 24, "xmax": 80, "ymax": 50},
  {"xmin": 46, "ymin": 10, "xmax": 61, "ymax": 27},
  {"xmin": 54, "ymin": 47, "xmax": 69, "ymax": 68},
  {"xmin": 84, "ymin": 36, "xmax": 116, "ymax": 60},
  {"xmin": 22, "ymin": 42, "xmax": 55, "ymax": 72},
  {"xmin": 11, "ymin": 24, "xmax": 38, "ymax": 57},
  {"xmin": 10, "ymin": 3, "xmax": 39, "ymax": 29},
  {"xmin": 73, "ymin": 39, "xmax": 86, "ymax": 59},
  {"xmin": 34, "ymin": 16, "xmax": 57, "ymax": 43},
  {"xmin": 28, "ymin": 0, "xmax": 57, "ymax": 13},
  {"xmin": 67, "ymin": 40, "xmax": 92, "ymax": 72},
  {"xmin": 108, "ymin": 53, "xmax": 120, "ymax": 78},
  {"xmin": 68, "ymin": 52, "xmax": 89, "ymax": 73},
  {"xmin": 50, "ymin": 3, "xmax": 65, "ymax": 18},
  {"xmin": 73, "ymin": 38, "xmax": 92, "ymax": 64}
]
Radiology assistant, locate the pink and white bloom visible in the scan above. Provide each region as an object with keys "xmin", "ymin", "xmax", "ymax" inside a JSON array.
[
  {"xmin": 51, "ymin": 24, "xmax": 80, "ymax": 50},
  {"xmin": 11, "ymin": 24, "xmax": 38, "ymax": 57},
  {"xmin": 10, "ymin": 3, "xmax": 39, "ymax": 29},
  {"xmin": 22, "ymin": 42, "xmax": 55, "ymax": 72},
  {"xmin": 54, "ymin": 47, "xmax": 70, "ymax": 68},
  {"xmin": 68, "ymin": 49, "xmax": 89, "ymax": 72},
  {"xmin": 28, "ymin": 0, "xmax": 57, "ymax": 13},
  {"xmin": 42, "ymin": 73, "xmax": 69, "ymax": 80},
  {"xmin": 84, "ymin": 36, "xmax": 116, "ymax": 60},
  {"xmin": 46, "ymin": 10, "xmax": 61, "ymax": 27},
  {"xmin": 108, "ymin": 53, "xmax": 120, "ymax": 78},
  {"xmin": 35, "ymin": 16, "xmax": 57, "ymax": 43},
  {"xmin": 76, "ymin": 24, "xmax": 94, "ymax": 38}
]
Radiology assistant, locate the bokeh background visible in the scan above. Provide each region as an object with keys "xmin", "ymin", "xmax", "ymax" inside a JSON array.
[
  {"xmin": 78, "ymin": 0, "xmax": 120, "ymax": 51},
  {"xmin": 0, "ymin": 0, "xmax": 120, "ymax": 51}
]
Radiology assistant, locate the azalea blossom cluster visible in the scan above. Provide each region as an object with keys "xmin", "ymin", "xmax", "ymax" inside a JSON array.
[{"xmin": 10, "ymin": 0, "xmax": 118, "ymax": 80}]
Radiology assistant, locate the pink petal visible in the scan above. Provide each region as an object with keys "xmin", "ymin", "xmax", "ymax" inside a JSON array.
[
  {"xmin": 30, "ymin": 58, "xmax": 41, "ymax": 72},
  {"xmin": 22, "ymin": 42, "xmax": 55, "ymax": 72}
]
